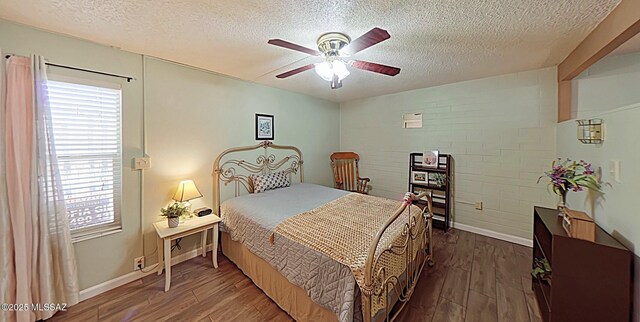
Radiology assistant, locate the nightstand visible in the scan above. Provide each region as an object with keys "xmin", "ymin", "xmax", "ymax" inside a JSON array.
[{"xmin": 153, "ymin": 215, "xmax": 221, "ymax": 291}]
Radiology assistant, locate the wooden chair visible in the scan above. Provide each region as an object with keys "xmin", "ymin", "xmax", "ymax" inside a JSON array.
[{"xmin": 330, "ymin": 152, "xmax": 370, "ymax": 194}]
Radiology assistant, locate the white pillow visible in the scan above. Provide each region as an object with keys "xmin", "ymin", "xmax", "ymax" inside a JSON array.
[{"xmin": 250, "ymin": 171, "xmax": 291, "ymax": 193}]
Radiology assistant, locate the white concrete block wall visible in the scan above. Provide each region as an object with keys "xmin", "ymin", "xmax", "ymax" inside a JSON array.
[{"xmin": 340, "ymin": 67, "xmax": 558, "ymax": 239}]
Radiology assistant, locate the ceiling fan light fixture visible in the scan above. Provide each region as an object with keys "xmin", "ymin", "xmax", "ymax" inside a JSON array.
[
  {"xmin": 315, "ymin": 60, "xmax": 350, "ymax": 83},
  {"xmin": 332, "ymin": 60, "xmax": 350, "ymax": 80},
  {"xmin": 317, "ymin": 32, "xmax": 350, "ymax": 57},
  {"xmin": 314, "ymin": 61, "xmax": 334, "ymax": 81},
  {"xmin": 270, "ymin": 28, "xmax": 400, "ymax": 89}
]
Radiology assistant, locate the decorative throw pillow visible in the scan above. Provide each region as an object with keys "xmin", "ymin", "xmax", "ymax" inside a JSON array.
[{"xmin": 250, "ymin": 171, "xmax": 291, "ymax": 193}]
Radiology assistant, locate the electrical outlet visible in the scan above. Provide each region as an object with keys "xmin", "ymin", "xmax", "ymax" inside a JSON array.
[
  {"xmin": 134, "ymin": 156, "xmax": 150, "ymax": 170},
  {"xmin": 475, "ymin": 201, "xmax": 483, "ymax": 210},
  {"xmin": 134, "ymin": 256, "xmax": 145, "ymax": 270}
]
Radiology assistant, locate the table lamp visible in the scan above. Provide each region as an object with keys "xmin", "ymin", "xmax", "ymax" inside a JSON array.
[{"xmin": 172, "ymin": 179, "xmax": 203, "ymax": 214}]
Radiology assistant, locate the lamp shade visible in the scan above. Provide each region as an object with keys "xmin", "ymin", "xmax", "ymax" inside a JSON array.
[
  {"xmin": 172, "ymin": 180, "xmax": 203, "ymax": 202},
  {"xmin": 314, "ymin": 61, "xmax": 333, "ymax": 81},
  {"xmin": 332, "ymin": 60, "xmax": 350, "ymax": 81}
]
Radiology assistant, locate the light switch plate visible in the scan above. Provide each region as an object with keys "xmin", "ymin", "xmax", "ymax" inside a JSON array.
[
  {"xmin": 610, "ymin": 160, "xmax": 621, "ymax": 183},
  {"xmin": 475, "ymin": 201, "xmax": 483, "ymax": 210},
  {"xmin": 134, "ymin": 156, "xmax": 150, "ymax": 170}
]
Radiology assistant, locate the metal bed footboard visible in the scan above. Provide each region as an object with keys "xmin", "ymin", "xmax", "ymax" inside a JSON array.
[
  {"xmin": 362, "ymin": 191, "xmax": 434, "ymax": 322},
  {"xmin": 212, "ymin": 141, "xmax": 433, "ymax": 322}
]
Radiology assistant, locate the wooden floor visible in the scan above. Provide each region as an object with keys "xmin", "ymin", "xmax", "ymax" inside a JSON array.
[
  {"xmin": 47, "ymin": 229, "xmax": 542, "ymax": 322},
  {"xmin": 395, "ymin": 229, "xmax": 542, "ymax": 322}
]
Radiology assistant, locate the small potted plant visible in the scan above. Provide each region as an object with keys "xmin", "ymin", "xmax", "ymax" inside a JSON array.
[
  {"xmin": 538, "ymin": 158, "xmax": 601, "ymax": 214},
  {"xmin": 161, "ymin": 203, "xmax": 188, "ymax": 228}
]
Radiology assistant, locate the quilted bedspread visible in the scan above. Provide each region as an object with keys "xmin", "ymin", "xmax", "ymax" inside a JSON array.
[
  {"xmin": 273, "ymin": 193, "xmax": 424, "ymax": 318},
  {"xmin": 220, "ymin": 183, "xmax": 361, "ymax": 322}
]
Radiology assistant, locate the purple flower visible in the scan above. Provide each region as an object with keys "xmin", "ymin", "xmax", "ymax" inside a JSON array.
[{"xmin": 540, "ymin": 158, "xmax": 600, "ymax": 193}]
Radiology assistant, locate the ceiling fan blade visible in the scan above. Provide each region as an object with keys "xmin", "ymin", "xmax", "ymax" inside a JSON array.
[
  {"xmin": 351, "ymin": 60, "xmax": 400, "ymax": 76},
  {"xmin": 342, "ymin": 28, "xmax": 391, "ymax": 55},
  {"xmin": 268, "ymin": 39, "xmax": 320, "ymax": 56},
  {"xmin": 275, "ymin": 64, "xmax": 315, "ymax": 78}
]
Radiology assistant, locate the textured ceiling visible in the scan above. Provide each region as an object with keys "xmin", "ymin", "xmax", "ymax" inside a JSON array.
[{"xmin": 0, "ymin": 0, "xmax": 621, "ymax": 102}]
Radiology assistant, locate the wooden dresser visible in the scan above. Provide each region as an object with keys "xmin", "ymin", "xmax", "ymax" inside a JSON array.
[{"xmin": 532, "ymin": 206, "xmax": 632, "ymax": 322}]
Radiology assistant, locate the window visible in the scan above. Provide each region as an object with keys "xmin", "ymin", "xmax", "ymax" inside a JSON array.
[{"xmin": 47, "ymin": 78, "xmax": 122, "ymax": 240}]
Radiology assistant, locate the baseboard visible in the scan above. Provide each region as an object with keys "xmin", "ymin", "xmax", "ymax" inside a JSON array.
[
  {"xmin": 171, "ymin": 243, "xmax": 214, "ymax": 265},
  {"xmin": 78, "ymin": 268, "xmax": 155, "ymax": 302},
  {"xmin": 451, "ymin": 222, "xmax": 533, "ymax": 247},
  {"xmin": 79, "ymin": 244, "xmax": 215, "ymax": 302}
]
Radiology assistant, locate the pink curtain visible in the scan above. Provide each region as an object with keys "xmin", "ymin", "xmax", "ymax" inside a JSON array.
[
  {"xmin": 32, "ymin": 54, "xmax": 79, "ymax": 318},
  {"xmin": 2, "ymin": 54, "xmax": 79, "ymax": 322},
  {"xmin": 5, "ymin": 56, "xmax": 35, "ymax": 322},
  {"xmin": 0, "ymin": 50, "xmax": 17, "ymax": 322}
]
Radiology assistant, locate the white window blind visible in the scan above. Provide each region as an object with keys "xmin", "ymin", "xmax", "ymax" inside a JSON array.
[{"xmin": 47, "ymin": 79, "xmax": 122, "ymax": 238}]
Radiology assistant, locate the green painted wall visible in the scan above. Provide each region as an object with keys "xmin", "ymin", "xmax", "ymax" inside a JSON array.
[{"xmin": 0, "ymin": 19, "xmax": 340, "ymax": 290}]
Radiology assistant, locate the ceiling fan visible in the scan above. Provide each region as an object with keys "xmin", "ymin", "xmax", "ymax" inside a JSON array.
[{"xmin": 268, "ymin": 27, "xmax": 401, "ymax": 89}]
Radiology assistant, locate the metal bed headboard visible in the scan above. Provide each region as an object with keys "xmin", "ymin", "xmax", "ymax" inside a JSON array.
[{"xmin": 212, "ymin": 141, "xmax": 304, "ymax": 214}]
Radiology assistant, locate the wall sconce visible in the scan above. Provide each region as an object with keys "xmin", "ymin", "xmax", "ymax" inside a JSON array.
[{"xmin": 576, "ymin": 119, "xmax": 603, "ymax": 144}]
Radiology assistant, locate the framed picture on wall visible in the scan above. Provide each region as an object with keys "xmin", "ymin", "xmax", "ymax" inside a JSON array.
[{"xmin": 255, "ymin": 114, "xmax": 274, "ymax": 140}]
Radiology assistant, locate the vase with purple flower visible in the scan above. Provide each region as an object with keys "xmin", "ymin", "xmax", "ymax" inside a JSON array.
[{"xmin": 538, "ymin": 158, "xmax": 601, "ymax": 215}]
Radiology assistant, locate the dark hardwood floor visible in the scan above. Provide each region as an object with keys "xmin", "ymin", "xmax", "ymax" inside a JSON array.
[
  {"xmin": 47, "ymin": 229, "xmax": 541, "ymax": 322},
  {"xmin": 395, "ymin": 230, "xmax": 542, "ymax": 322}
]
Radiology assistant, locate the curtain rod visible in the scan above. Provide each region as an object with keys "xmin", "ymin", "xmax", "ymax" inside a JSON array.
[{"xmin": 4, "ymin": 54, "xmax": 135, "ymax": 82}]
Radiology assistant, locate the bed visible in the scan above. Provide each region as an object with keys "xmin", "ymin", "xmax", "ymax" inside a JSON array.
[{"xmin": 212, "ymin": 141, "xmax": 434, "ymax": 322}]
